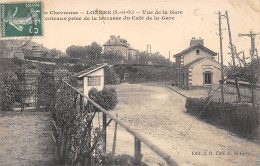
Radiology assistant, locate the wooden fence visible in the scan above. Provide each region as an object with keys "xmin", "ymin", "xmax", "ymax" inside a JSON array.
[{"xmin": 211, "ymin": 84, "xmax": 260, "ymax": 103}]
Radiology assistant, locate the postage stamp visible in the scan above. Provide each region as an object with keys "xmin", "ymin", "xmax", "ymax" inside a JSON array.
[{"xmin": 0, "ymin": 2, "xmax": 43, "ymax": 38}]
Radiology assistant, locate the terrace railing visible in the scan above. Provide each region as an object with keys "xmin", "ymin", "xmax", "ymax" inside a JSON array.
[{"xmin": 53, "ymin": 80, "xmax": 178, "ymax": 165}]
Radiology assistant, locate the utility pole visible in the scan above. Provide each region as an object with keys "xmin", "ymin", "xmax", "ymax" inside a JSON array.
[
  {"xmin": 238, "ymin": 30, "xmax": 260, "ymax": 105},
  {"xmin": 217, "ymin": 11, "xmax": 225, "ymax": 103},
  {"xmin": 225, "ymin": 10, "xmax": 241, "ymax": 102},
  {"xmin": 238, "ymin": 30, "xmax": 259, "ymax": 60}
]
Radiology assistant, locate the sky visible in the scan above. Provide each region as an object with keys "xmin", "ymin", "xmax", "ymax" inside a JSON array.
[{"xmin": 30, "ymin": 0, "xmax": 260, "ymax": 65}]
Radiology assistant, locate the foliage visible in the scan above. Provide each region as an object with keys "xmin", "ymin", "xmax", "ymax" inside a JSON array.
[
  {"xmin": 0, "ymin": 59, "xmax": 32, "ymax": 111},
  {"xmin": 37, "ymin": 71, "xmax": 57, "ymax": 111},
  {"xmin": 134, "ymin": 51, "xmax": 150, "ymax": 65},
  {"xmin": 185, "ymin": 98, "xmax": 259, "ymax": 138},
  {"xmin": 104, "ymin": 66, "xmax": 119, "ymax": 85},
  {"xmin": 11, "ymin": 57, "xmax": 24, "ymax": 66},
  {"xmin": 239, "ymin": 58, "xmax": 260, "ymax": 85},
  {"xmin": 103, "ymin": 51, "xmax": 124, "ymax": 64},
  {"xmin": 88, "ymin": 42, "xmax": 103, "ymax": 60},
  {"xmin": 52, "ymin": 82, "xmax": 120, "ymax": 165},
  {"xmin": 0, "ymin": 75, "xmax": 19, "ymax": 111},
  {"xmin": 52, "ymin": 86, "xmax": 92, "ymax": 165},
  {"xmin": 113, "ymin": 65, "xmax": 176, "ymax": 83},
  {"xmin": 49, "ymin": 48, "xmax": 61, "ymax": 58},
  {"xmin": 66, "ymin": 42, "xmax": 102, "ymax": 60},
  {"xmin": 88, "ymin": 87, "xmax": 118, "ymax": 111}
]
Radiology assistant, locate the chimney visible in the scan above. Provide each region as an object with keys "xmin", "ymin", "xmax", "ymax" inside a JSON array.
[
  {"xmin": 190, "ymin": 37, "xmax": 204, "ymax": 46},
  {"xmin": 110, "ymin": 35, "xmax": 116, "ymax": 39},
  {"xmin": 110, "ymin": 35, "xmax": 116, "ymax": 43}
]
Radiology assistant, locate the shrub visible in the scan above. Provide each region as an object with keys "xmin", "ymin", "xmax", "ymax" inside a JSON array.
[
  {"xmin": 104, "ymin": 66, "xmax": 119, "ymax": 85},
  {"xmin": 88, "ymin": 87, "xmax": 118, "ymax": 111},
  {"xmin": 185, "ymin": 98, "xmax": 259, "ymax": 138},
  {"xmin": 52, "ymin": 84, "xmax": 118, "ymax": 165},
  {"xmin": 37, "ymin": 72, "xmax": 57, "ymax": 111}
]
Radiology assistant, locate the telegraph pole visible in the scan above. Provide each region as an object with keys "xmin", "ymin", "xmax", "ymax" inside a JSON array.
[
  {"xmin": 238, "ymin": 30, "xmax": 259, "ymax": 60},
  {"xmin": 225, "ymin": 10, "xmax": 241, "ymax": 102},
  {"xmin": 238, "ymin": 30, "xmax": 260, "ymax": 104},
  {"xmin": 218, "ymin": 11, "xmax": 225, "ymax": 103}
]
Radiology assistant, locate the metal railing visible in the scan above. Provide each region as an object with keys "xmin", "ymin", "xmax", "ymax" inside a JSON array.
[{"xmin": 62, "ymin": 80, "xmax": 178, "ymax": 166}]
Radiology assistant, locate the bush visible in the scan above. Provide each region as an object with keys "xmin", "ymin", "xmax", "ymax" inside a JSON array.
[
  {"xmin": 88, "ymin": 87, "xmax": 118, "ymax": 111},
  {"xmin": 185, "ymin": 98, "xmax": 259, "ymax": 138},
  {"xmin": 104, "ymin": 66, "xmax": 119, "ymax": 85},
  {"xmin": 37, "ymin": 72, "xmax": 57, "ymax": 111}
]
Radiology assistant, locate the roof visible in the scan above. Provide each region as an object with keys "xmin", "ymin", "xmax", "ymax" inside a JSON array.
[
  {"xmin": 183, "ymin": 57, "xmax": 221, "ymax": 68},
  {"xmin": 103, "ymin": 37, "xmax": 127, "ymax": 47},
  {"xmin": 183, "ymin": 57, "xmax": 205, "ymax": 68},
  {"xmin": 173, "ymin": 43, "xmax": 217, "ymax": 58},
  {"xmin": 74, "ymin": 63, "xmax": 107, "ymax": 78}
]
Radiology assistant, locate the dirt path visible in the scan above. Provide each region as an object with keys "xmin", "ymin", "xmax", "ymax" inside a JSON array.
[
  {"xmin": 0, "ymin": 112, "xmax": 54, "ymax": 166},
  {"xmin": 104, "ymin": 83, "xmax": 260, "ymax": 166}
]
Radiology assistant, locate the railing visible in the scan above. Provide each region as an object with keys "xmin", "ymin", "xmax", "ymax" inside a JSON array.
[{"xmin": 61, "ymin": 80, "xmax": 178, "ymax": 166}]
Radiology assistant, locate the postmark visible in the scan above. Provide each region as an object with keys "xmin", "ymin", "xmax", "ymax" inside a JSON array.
[{"xmin": 0, "ymin": 2, "xmax": 43, "ymax": 38}]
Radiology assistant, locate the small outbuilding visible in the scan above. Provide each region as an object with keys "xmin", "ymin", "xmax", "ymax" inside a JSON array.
[{"xmin": 75, "ymin": 63, "xmax": 107, "ymax": 96}]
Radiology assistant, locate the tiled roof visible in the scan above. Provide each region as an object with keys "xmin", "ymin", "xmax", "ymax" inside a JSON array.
[
  {"xmin": 173, "ymin": 43, "xmax": 217, "ymax": 58},
  {"xmin": 74, "ymin": 63, "xmax": 107, "ymax": 78}
]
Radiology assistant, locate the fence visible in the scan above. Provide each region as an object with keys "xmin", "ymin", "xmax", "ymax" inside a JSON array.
[
  {"xmin": 51, "ymin": 80, "xmax": 178, "ymax": 165},
  {"xmin": 211, "ymin": 84, "xmax": 260, "ymax": 103},
  {"xmin": 13, "ymin": 70, "xmax": 70, "ymax": 111}
]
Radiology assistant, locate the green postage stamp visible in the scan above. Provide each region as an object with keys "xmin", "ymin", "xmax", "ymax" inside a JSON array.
[{"xmin": 0, "ymin": 2, "xmax": 43, "ymax": 38}]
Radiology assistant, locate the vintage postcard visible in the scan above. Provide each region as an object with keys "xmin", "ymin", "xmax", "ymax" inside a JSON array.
[{"xmin": 0, "ymin": 0, "xmax": 259, "ymax": 166}]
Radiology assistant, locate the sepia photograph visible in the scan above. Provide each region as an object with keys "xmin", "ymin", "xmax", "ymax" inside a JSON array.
[{"xmin": 0, "ymin": 0, "xmax": 259, "ymax": 165}]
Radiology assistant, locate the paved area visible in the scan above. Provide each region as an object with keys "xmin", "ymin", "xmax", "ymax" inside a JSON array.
[
  {"xmin": 105, "ymin": 83, "xmax": 260, "ymax": 166},
  {"xmin": 0, "ymin": 112, "xmax": 54, "ymax": 166}
]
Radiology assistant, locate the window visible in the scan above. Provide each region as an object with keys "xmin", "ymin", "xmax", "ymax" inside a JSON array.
[
  {"xmin": 88, "ymin": 76, "xmax": 100, "ymax": 86},
  {"xmin": 196, "ymin": 49, "xmax": 200, "ymax": 55},
  {"xmin": 204, "ymin": 72, "xmax": 212, "ymax": 85}
]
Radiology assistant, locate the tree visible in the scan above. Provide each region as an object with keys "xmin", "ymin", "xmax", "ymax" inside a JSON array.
[
  {"xmin": 87, "ymin": 42, "xmax": 102, "ymax": 60},
  {"xmin": 135, "ymin": 51, "xmax": 150, "ymax": 64},
  {"xmin": 103, "ymin": 51, "xmax": 124, "ymax": 64},
  {"xmin": 66, "ymin": 45, "xmax": 87, "ymax": 59},
  {"xmin": 50, "ymin": 48, "xmax": 60, "ymax": 58},
  {"xmin": 239, "ymin": 58, "xmax": 260, "ymax": 105},
  {"xmin": 66, "ymin": 42, "xmax": 102, "ymax": 61}
]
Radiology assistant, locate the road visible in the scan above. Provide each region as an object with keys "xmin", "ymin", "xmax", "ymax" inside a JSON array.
[{"xmin": 104, "ymin": 83, "xmax": 260, "ymax": 166}]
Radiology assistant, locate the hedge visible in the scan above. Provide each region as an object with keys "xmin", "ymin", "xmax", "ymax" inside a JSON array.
[{"xmin": 185, "ymin": 98, "xmax": 259, "ymax": 138}]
